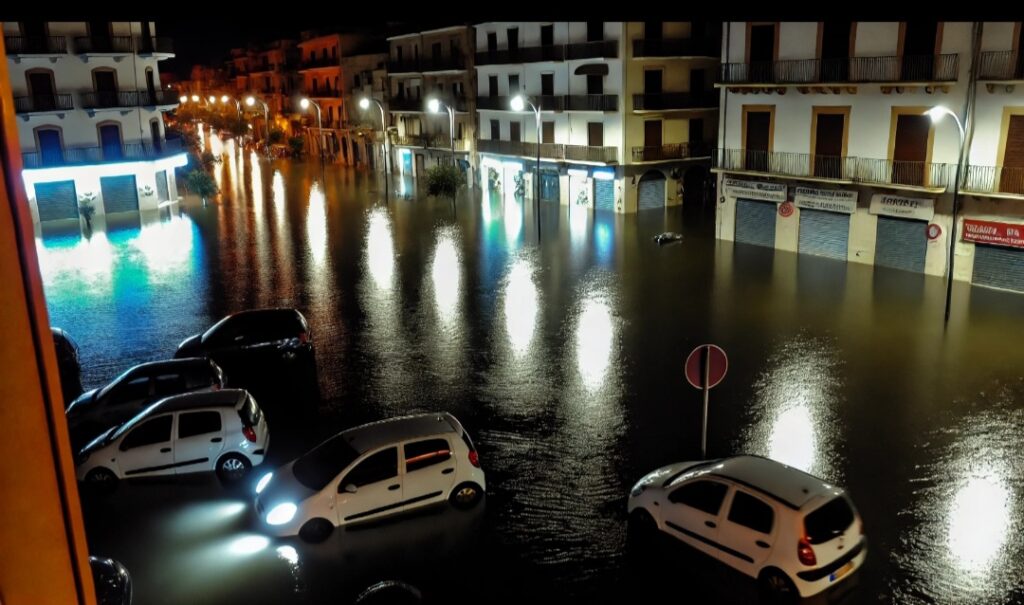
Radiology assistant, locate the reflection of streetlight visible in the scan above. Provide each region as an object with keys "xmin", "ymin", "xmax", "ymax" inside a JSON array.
[
  {"xmin": 246, "ymin": 95, "xmax": 271, "ymax": 142},
  {"xmin": 926, "ymin": 106, "xmax": 965, "ymax": 324},
  {"xmin": 511, "ymin": 93, "xmax": 542, "ymax": 241},
  {"xmin": 360, "ymin": 96, "xmax": 389, "ymax": 198},
  {"xmin": 300, "ymin": 97, "xmax": 324, "ymax": 167},
  {"xmin": 427, "ymin": 97, "xmax": 457, "ymax": 169}
]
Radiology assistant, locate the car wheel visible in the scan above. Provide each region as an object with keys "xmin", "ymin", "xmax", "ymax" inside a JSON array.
[
  {"xmin": 216, "ymin": 453, "xmax": 251, "ymax": 484},
  {"xmin": 627, "ymin": 508, "xmax": 658, "ymax": 543},
  {"xmin": 84, "ymin": 467, "xmax": 118, "ymax": 494},
  {"xmin": 299, "ymin": 518, "xmax": 334, "ymax": 543},
  {"xmin": 758, "ymin": 568, "xmax": 798, "ymax": 604},
  {"xmin": 449, "ymin": 482, "xmax": 483, "ymax": 510}
]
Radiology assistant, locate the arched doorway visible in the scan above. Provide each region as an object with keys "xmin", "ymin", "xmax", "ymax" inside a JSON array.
[
  {"xmin": 637, "ymin": 170, "xmax": 667, "ymax": 210},
  {"xmin": 683, "ymin": 165, "xmax": 708, "ymax": 208}
]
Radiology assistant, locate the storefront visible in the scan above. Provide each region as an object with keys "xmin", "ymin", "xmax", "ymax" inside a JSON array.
[
  {"xmin": 964, "ymin": 219, "xmax": 1024, "ymax": 292},
  {"xmin": 594, "ymin": 168, "xmax": 616, "ymax": 212},
  {"xmin": 870, "ymin": 194, "xmax": 934, "ymax": 274},
  {"xmin": 727, "ymin": 178, "xmax": 787, "ymax": 249},
  {"xmin": 795, "ymin": 187, "xmax": 857, "ymax": 261},
  {"xmin": 569, "ymin": 168, "xmax": 592, "ymax": 209}
]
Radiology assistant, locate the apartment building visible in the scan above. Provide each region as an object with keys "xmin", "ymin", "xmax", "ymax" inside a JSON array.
[
  {"xmin": 247, "ymin": 39, "xmax": 300, "ymax": 133},
  {"xmin": 341, "ymin": 52, "xmax": 389, "ymax": 169},
  {"xmin": 4, "ymin": 21, "xmax": 185, "ymax": 224},
  {"xmin": 714, "ymin": 21, "xmax": 1024, "ymax": 292}
]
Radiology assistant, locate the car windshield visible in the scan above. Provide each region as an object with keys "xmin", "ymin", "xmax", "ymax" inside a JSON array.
[
  {"xmin": 109, "ymin": 401, "xmax": 163, "ymax": 442},
  {"xmin": 292, "ymin": 434, "xmax": 361, "ymax": 490},
  {"xmin": 804, "ymin": 495, "xmax": 855, "ymax": 544}
]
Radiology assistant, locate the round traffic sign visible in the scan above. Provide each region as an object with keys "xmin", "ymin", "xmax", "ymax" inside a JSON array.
[
  {"xmin": 685, "ymin": 344, "xmax": 728, "ymax": 390},
  {"xmin": 927, "ymin": 223, "xmax": 942, "ymax": 240},
  {"xmin": 778, "ymin": 201, "xmax": 794, "ymax": 218}
]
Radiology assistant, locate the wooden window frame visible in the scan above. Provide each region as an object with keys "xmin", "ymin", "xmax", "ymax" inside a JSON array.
[
  {"xmin": 741, "ymin": 104, "xmax": 776, "ymax": 152},
  {"xmin": 809, "ymin": 106, "xmax": 852, "ymax": 172},
  {"xmin": 887, "ymin": 106, "xmax": 936, "ymax": 186}
]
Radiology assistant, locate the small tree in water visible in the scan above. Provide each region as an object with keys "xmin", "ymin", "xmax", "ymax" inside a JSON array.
[
  {"xmin": 268, "ymin": 129, "xmax": 285, "ymax": 145},
  {"xmin": 185, "ymin": 169, "xmax": 218, "ymax": 206},
  {"xmin": 288, "ymin": 136, "xmax": 305, "ymax": 158},
  {"xmin": 426, "ymin": 164, "xmax": 465, "ymax": 199}
]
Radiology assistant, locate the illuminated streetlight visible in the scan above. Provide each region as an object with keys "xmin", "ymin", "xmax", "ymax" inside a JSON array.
[
  {"xmin": 359, "ymin": 96, "xmax": 389, "ymax": 199},
  {"xmin": 208, "ymin": 95, "xmax": 216, "ymax": 104},
  {"xmin": 427, "ymin": 97, "xmax": 457, "ymax": 171},
  {"xmin": 191, "ymin": 94, "xmax": 199, "ymax": 102},
  {"xmin": 246, "ymin": 96, "xmax": 271, "ymax": 143},
  {"xmin": 926, "ymin": 106, "xmax": 966, "ymax": 324},
  {"xmin": 179, "ymin": 95, "xmax": 188, "ymax": 104},
  {"xmin": 300, "ymin": 97, "xmax": 324, "ymax": 167},
  {"xmin": 510, "ymin": 93, "xmax": 543, "ymax": 241}
]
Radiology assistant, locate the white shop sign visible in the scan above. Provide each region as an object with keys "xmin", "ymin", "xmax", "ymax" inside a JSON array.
[
  {"xmin": 869, "ymin": 194, "xmax": 935, "ymax": 221},
  {"xmin": 724, "ymin": 178, "xmax": 787, "ymax": 203},
  {"xmin": 794, "ymin": 187, "xmax": 858, "ymax": 214}
]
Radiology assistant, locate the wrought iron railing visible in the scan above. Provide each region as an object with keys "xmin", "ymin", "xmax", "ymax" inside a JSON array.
[
  {"xmin": 632, "ymin": 37, "xmax": 717, "ymax": 58},
  {"xmin": 632, "ymin": 92, "xmax": 718, "ymax": 111},
  {"xmin": 73, "ymin": 35, "xmax": 134, "ymax": 53},
  {"xmin": 478, "ymin": 139, "xmax": 617, "ymax": 163},
  {"xmin": 565, "ymin": 40, "xmax": 618, "ymax": 60},
  {"xmin": 564, "ymin": 94, "xmax": 618, "ymax": 111},
  {"xmin": 14, "ymin": 94, "xmax": 75, "ymax": 113},
  {"xmin": 475, "ymin": 45, "xmax": 565, "ymax": 65},
  {"xmin": 719, "ymin": 54, "xmax": 959, "ymax": 84},
  {"xmin": 962, "ymin": 164, "xmax": 1024, "ymax": 195},
  {"xmin": 978, "ymin": 51, "xmax": 1024, "ymax": 80},
  {"xmin": 632, "ymin": 142, "xmax": 713, "ymax": 162},
  {"xmin": 22, "ymin": 138, "xmax": 183, "ymax": 168},
  {"xmin": 4, "ymin": 35, "xmax": 67, "ymax": 54}
]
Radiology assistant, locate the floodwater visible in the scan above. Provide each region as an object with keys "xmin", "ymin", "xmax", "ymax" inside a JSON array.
[{"xmin": 37, "ymin": 137, "xmax": 1024, "ymax": 604}]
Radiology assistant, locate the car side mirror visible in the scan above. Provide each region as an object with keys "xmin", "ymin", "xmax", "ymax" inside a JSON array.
[{"xmin": 343, "ymin": 483, "xmax": 357, "ymax": 494}]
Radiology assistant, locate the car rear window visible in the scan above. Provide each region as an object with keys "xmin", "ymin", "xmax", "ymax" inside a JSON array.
[
  {"xmin": 804, "ymin": 496, "xmax": 855, "ymax": 545},
  {"xmin": 237, "ymin": 395, "xmax": 262, "ymax": 427},
  {"xmin": 293, "ymin": 435, "xmax": 361, "ymax": 490}
]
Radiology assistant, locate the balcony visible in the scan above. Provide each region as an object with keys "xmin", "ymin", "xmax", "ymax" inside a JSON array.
[
  {"xmin": 80, "ymin": 91, "xmax": 140, "ymax": 109},
  {"xmin": 477, "ymin": 139, "xmax": 617, "ymax": 163},
  {"xmin": 564, "ymin": 94, "xmax": 618, "ymax": 111},
  {"xmin": 978, "ymin": 51, "xmax": 1024, "ymax": 81},
  {"xmin": 962, "ymin": 165, "xmax": 1024, "ymax": 196},
  {"xmin": 714, "ymin": 148, "xmax": 956, "ymax": 190},
  {"xmin": 632, "ymin": 38, "xmax": 718, "ymax": 58},
  {"xmin": 421, "ymin": 55, "xmax": 467, "ymax": 72},
  {"xmin": 631, "ymin": 142, "xmax": 713, "ymax": 162},
  {"xmin": 392, "ymin": 134, "xmax": 429, "ymax": 147},
  {"xmin": 136, "ymin": 37, "xmax": 174, "ymax": 54},
  {"xmin": 139, "ymin": 90, "xmax": 180, "ymax": 106},
  {"xmin": 719, "ymin": 54, "xmax": 960, "ymax": 85},
  {"xmin": 4, "ymin": 35, "xmax": 67, "ymax": 55},
  {"xmin": 565, "ymin": 40, "xmax": 618, "ymax": 60},
  {"xmin": 632, "ymin": 92, "xmax": 718, "ymax": 111},
  {"xmin": 389, "ymin": 96, "xmax": 425, "ymax": 112},
  {"xmin": 14, "ymin": 94, "xmax": 74, "ymax": 114},
  {"xmin": 388, "ymin": 59, "xmax": 421, "ymax": 74},
  {"xmin": 308, "ymin": 89, "xmax": 343, "ymax": 98},
  {"xmin": 475, "ymin": 45, "xmax": 565, "ymax": 65},
  {"xmin": 74, "ymin": 35, "xmax": 134, "ymax": 54},
  {"xmin": 21, "ymin": 138, "xmax": 183, "ymax": 169},
  {"xmin": 426, "ymin": 136, "xmax": 470, "ymax": 151}
]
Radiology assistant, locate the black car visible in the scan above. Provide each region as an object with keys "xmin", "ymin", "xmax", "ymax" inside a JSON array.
[
  {"xmin": 89, "ymin": 557, "xmax": 132, "ymax": 605},
  {"xmin": 66, "ymin": 357, "xmax": 224, "ymax": 451},
  {"xmin": 52, "ymin": 328, "xmax": 83, "ymax": 405},
  {"xmin": 174, "ymin": 309, "xmax": 314, "ymax": 385}
]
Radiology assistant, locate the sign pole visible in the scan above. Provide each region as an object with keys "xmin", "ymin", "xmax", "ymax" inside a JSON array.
[{"xmin": 701, "ymin": 346, "xmax": 710, "ymax": 459}]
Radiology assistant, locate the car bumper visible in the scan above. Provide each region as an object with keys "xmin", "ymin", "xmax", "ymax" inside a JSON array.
[{"xmin": 794, "ymin": 538, "xmax": 867, "ymax": 597}]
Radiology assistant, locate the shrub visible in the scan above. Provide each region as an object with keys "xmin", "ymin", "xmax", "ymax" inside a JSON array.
[
  {"xmin": 268, "ymin": 129, "xmax": 285, "ymax": 145},
  {"xmin": 426, "ymin": 163, "xmax": 466, "ymax": 198},
  {"xmin": 185, "ymin": 169, "xmax": 218, "ymax": 203},
  {"xmin": 288, "ymin": 136, "xmax": 305, "ymax": 158}
]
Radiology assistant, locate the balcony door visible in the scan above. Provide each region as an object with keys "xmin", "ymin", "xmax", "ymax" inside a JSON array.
[
  {"xmin": 89, "ymin": 21, "xmax": 111, "ymax": 50},
  {"xmin": 150, "ymin": 120, "xmax": 162, "ymax": 153},
  {"xmin": 37, "ymin": 129, "xmax": 63, "ymax": 166},
  {"xmin": 510, "ymin": 121, "xmax": 521, "ymax": 142},
  {"xmin": 27, "ymin": 71, "xmax": 56, "ymax": 111},
  {"xmin": 901, "ymin": 21, "xmax": 938, "ymax": 81},
  {"xmin": 644, "ymin": 69, "xmax": 662, "ymax": 95},
  {"xmin": 749, "ymin": 24, "xmax": 775, "ymax": 82},
  {"xmin": 892, "ymin": 113, "xmax": 930, "ymax": 186},
  {"xmin": 744, "ymin": 108, "xmax": 772, "ymax": 171},
  {"xmin": 541, "ymin": 24, "xmax": 554, "ymax": 47},
  {"xmin": 588, "ymin": 122, "xmax": 603, "ymax": 147},
  {"xmin": 689, "ymin": 118, "xmax": 704, "ymax": 154},
  {"xmin": 644, "ymin": 120, "xmax": 662, "ymax": 160},
  {"xmin": 691, "ymin": 68, "xmax": 706, "ymax": 97},
  {"xmin": 820, "ymin": 21, "xmax": 852, "ymax": 82},
  {"xmin": 99, "ymin": 124, "xmax": 123, "ymax": 160},
  {"xmin": 587, "ymin": 22, "xmax": 603, "ymax": 42},
  {"xmin": 541, "ymin": 73, "xmax": 554, "ymax": 96},
  {"xmin": 93, "ymin": 70, "xmax": 118, "ymax": 107},
  {"xmin": 542, "ymin": 121, "xmax": 555, "ymax": 144},
  {"xmin": 1000, "ymin": 114, "xmax": 1024, "ymax": 194},
  {"xmin": 145, "ymin": 67, "xmax": 156, "ymax": 104},
  {"xmin": 813, "ymin": 110, "xmax": 847, "ymax": 178}
]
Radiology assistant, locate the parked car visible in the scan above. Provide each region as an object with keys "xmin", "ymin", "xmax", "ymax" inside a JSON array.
[
  {"xmin": 89, "ymin": 556, "xmax": 132, "ymax": 605},
  {"xmin": 76, "ymin": 389, "xmax": 269, "ymax": 488},
  {"xmin": 627, "ymin": 455, "xmax": 866, "ymax": 600},
  {"xmin": 52, "ymin": 327, "xmax": 83, "ymax": 405},
  {"xmin": 173, "ymin": 308, "xmax": 314, "ymax": 383},
  {"xmin": 66, "ymin": 358, "xmax": 224, "ymax": 451},
  {"xmin": 255, "ymin": 412, "xmax": 484, "ymax": 543}
]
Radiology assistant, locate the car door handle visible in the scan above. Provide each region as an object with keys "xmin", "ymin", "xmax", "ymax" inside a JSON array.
[
  {"xmin": 704, "ymin": 520, "xmax": 716, "ymax": 528},
  {"xmin": 160, "ymin": 447, "xmax": 171, "ymax": 453},
  {"xmin": 756, "ymin": 540, "xmax": 770, "ymax": 549},
  {"xmin": 441, "ymin": 468, "xmax": 454, "ymax": 474},
  {"xmin": 210, "ymin": 437, "xmax": 222, "ymax": 443},
  {"xmin": 387, "ymin": 484, "xmax": 400, "ymax": 491}
]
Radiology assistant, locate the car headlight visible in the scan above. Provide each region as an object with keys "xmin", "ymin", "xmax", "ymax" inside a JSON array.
[
  {"xmin": 255, "ymin": 472, "xmax": 273, "ymax": 495},
  {"xmin": 266, "ymin": 502, "xmax": 297, "ymax": 526},
  {"xmin": 630, "ymin": 483, "xmax": 647, "ymax": 498}
]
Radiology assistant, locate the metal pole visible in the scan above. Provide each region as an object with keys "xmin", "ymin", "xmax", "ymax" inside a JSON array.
[
  {"xmin": 534, "ymin": 103, "xmax": 541, "ymax": 243},
  {"xmin": 701, "ymin": 346, "xmax": 710, "ymax": 459},
  {"xmin": 262, "ymin": 103, "xmax": 269, "ymax": 144},
  {"xmin": 944, "ymin": 118, "xmax": 965, "ymax": 323},
  {"xmin": 376, "ymin": 101, "xmax": 388, "ymax": 201}
]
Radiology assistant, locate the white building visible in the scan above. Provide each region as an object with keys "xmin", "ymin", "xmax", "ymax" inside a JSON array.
[
  {"xmin": 715, "ymin": 21, "xmax": 1024, "ymax": 292},
  {"xmin": 4, "ymin": 21, "xmax": 185, "ymax": 224}
]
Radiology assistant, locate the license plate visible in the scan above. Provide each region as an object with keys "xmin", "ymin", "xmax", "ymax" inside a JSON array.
[{"xmin": 829, "ymin": 561, "xmax": 854, "ymax": 582}]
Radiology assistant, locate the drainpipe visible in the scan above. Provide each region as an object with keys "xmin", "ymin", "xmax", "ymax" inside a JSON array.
[{"xmin": 717, "ymin": 22, "xmax": 730, "ymax": 239}]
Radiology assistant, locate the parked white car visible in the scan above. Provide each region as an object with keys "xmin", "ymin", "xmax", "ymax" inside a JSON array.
[
  {"xmin": 76, "ymin": 389, "xmax": 269, "ymax": 487},
  {"xmin": 627, "ymin": 455, "xmax": 866, "ymax": 599},
  {"xmin": 255, "ymin": 412, "xmax": 484, "ymax": 543}
]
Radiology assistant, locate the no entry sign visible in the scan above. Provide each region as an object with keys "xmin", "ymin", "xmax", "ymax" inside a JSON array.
[{"xmin": 685, "ymin": 344, "xmax": 728, "ymax": 390}]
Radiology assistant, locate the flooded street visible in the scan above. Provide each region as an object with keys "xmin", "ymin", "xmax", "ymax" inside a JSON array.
[{"xmin": 37, "ymin": 140, "xmax": 1024, "ymax": 604}]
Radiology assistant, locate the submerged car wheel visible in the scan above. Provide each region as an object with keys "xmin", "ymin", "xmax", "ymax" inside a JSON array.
[
  {"xmin": 216, "ymin": 453, "xmax": 251, "ymax": 484},
  {"xmin": 299, "ymin": 518, "xmax": 334, "ymax": 543},
  {"xmin": 628, "ymin": 509, "xmax": 658, "ymax": 543},
  {"xmin": 449, "ymin": 482, "xmax": 483, "ymax": 510},
  {"xmin": 758, "ymin": 567, "xmax": 798, "ymax": 604},
  {"xmin": 85, "ymin": 468, "xmax": 118, "ymax": 494}
]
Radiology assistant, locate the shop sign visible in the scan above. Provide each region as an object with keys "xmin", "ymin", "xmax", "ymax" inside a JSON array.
[
  {"xmin": 724, "ymin": 178, "xmax": 787, "ymax": 203},
  {"xmin": 962, "ymin": 219, "xmax": 1024, "ymax": 249},
  {"xmin": 794, "ymin": 187, "xmax": 857, "ymax": 214},
  {"xmin": 869, "ymin": 194, "xmax": 935, "ymax": 221}
]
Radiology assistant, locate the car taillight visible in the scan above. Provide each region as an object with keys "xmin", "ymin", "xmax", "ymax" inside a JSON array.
[
  {"xmin": 797, "ymin": 538, "xmax": 817, "ymax": 566},
  {"xmin": 298, "ymin": 331, "xmax": 309, "ymax": 344},
  {"xmin": 243, "ymin": 426, "xmax": 257, "ymax": 442},
  {"xmin": 468, "ymin": 450, "xmax": 480, "ymax": 468},
  {"xmin": 211, "ymin": 383, "xmax": 221, "ymax": 391}
]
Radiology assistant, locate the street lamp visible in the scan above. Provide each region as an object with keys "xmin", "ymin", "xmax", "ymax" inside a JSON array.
[
  {"xmin": 246, "ymin": 95, "xmax": 271, "ymax": 143},
  {"xmin": 191, "ymin": 94, "xmax": 200, "ymax": 103},
  {"xmin": 359, "ymin": 96, "xmax": 389, "ymax": 198},
  {"xmin": 220, "ymin": 94, "xmax": 241, "ymax": 117},
  {"xmin": 926, "ymin": 106, "xmax": 966, "ymax": 324},
  {"xmin": 427, "ymin": 97, "xmax": 457, "ymax": 169},
  {"xmin": 300, "ymin": 97, "xmax": 324, "ymax": 166},
  {"xmin": 208, "ymin": 95, "xmax": 216, "ymax": 104},
  {"xmin": 179, "ymin": 95, "xmax": 188, "ymax": 104},
  {"xmin": 511, "ymin": 93, "xmax": 542, "ymax": 241}
]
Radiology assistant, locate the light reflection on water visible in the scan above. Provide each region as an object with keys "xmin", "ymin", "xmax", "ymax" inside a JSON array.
[{"xmin": 503, "ymin": 256, "xmax": 539, "ymax": 358}]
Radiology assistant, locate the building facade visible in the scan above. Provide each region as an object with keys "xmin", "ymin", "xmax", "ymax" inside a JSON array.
[
  {"xmin": 341, "ymin": 52, "xmax": 389, "ymax": 170},
  {"xmin": 714, "ymin": 21, "xmax": 1024, "ymax": 292},
  {"xmin": 387, "ymin": 26, "xmax": 476, "ymax": 180},
  {"xmin": 4, "ymin": 21, "xmax": 185, "ymax": 224}
]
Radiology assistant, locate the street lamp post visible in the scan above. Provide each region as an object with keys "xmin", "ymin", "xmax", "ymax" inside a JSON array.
[
  {"xmin": 427, "ymin": 97, "xmax": 457, "ymax": 168},
  {"xmin": 927, "ymin": 106, "xmax": 966, "ymax": 324},
  {"xmin": 360, "ymin": 96, "xmax": 389, "ymax": 200},
  {"xmin": 300, "ymin": 97, "xmax": 324, "ymax": 168},
  {"xmin": 511, "ymin": 94, "xmax": 542, "ymax": 242},
  {"xmin": 221, "ymin": 94, "xmax": 240, "ymax": 117},
  {"xmin": 245, "ymin": 95, "xmax": 271, "ymax": 145}
]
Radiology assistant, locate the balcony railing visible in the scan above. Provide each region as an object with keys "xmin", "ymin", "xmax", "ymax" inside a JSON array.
[
  {"xmin": 392, "ymin": 134, "xmax": 429, "ymax": 147},
  {"xmin": 21, "ymin": 138, "xmax": 183, "ymax": 169},
  {"xmin": 632, "ymin": 37, "xmax": 718, "ymax": 58},
  {"xmin": 139, "ymin": 90, "xmax": 180, "ymax": 106},
  {"xmin": 978, "ymin": 51, "xmax": 1024, "ymax": 81},
  {"xmin": 389, "ymin": 96, "xmax": 424, "ymax": 112},
  {"xmin": 565, "ymin": 94, "xmax": 618, "ymax": 111},
  {"xmin": 300, "ymin": 56, "xmax": 338, "ymax": 70},
  {"xmin": 4, "ymin": 35, "xmax": 67, "ymax": 54},
  {"xmin": 136, "ymin": 37, "xmax": 174, "ymax": 54},
  {"xmin": 719, "ymin": 54, "xmax": 960, "ymax": 85},
  {"xmin": 632, "ymin": 92, "xmax": 718, "ymax": 110},
  {"xmin": 714, "ymin": 148, "xmax": 956, "ymax": 188},
  {"xmin": 475, "ymin": 45, "xmax": 565, "ymax": 65},
  {"xmin": 477, "ymin": 139, "xmax": 617, "ymax": 163},
  {"xmin": 81, "ymin": 90, "xmax": 174, "ymax": 109},
  {"xmin": 421, "ymin": 55, "xmax": 466, "ymax": 72},
  {"xmin": 565, "ymin": 40, "xmax": 618, "ymax": 60},
  {"xmin": 962, "ymin": 164, "xmax": 1024, "ymax": 195},
  {"xmin": 14, "ymin": 94, "xmax": 75, "ymax": 114},
  {"xmin": 564, "ymin": 144, "xmax": 617, "ymax": 162},
  {"xmin": 309, "ymin": 89, "xmax": 343, "ymax": 98},
  {"xmin": 73, "ymin": 35, "xmax": 134, "ymax": 54},
  {"xmin": 632, "ymin": 142, "xmax": 713, "ymax": 162},
  {"xmin": 425, "ymin": 136, "xmax": 470, "ymax": 151},
  {"xmin": 388, "ymin": 59, "xmax": 421, "ymax": 73}
]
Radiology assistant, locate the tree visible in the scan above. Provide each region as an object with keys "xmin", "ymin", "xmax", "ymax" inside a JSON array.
[
  {"xmin": 185, "ymin": 169, "xmax": 218, "ymax": 205},
  {"xmin": 425, "ymin": 163, "xmax": 465, "ymax": 199},
  {"xmin": 268, "ymin": 129, "xmax": 285, "ymax": 145},
  {"xmin": 288, "ymin": 136, "xmax": 305, "ymax": 158}
]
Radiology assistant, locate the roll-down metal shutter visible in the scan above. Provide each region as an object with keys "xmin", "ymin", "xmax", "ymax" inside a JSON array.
[
  {"xmin": 34, "ymin": 181, "xmax": 78, "ymax": 221},
  {"xmin": 595, "ymin": 179, "xmax": 615, "ymax": 211},
  {"xmin": 637, "ymin": 177, "xmax": 665, "ymax": 210},
  {"xmin": 155, "ymin": 170, "xmax": 170, "ymax": 202},
  {"xmin": 875, "ymin": 216, "xmax": 926, "ymax": 273},
  {"xmin": 972, "ymin": 244, "xmax": 1024, "ymax": 292},
  {"xmin": 540, "ymin": 171, "xmax": 559, "ymax": 203},
  {"xmin": 100, "ymin": 175, "xmax": 139, "ymax": 214},
  {"xmin": 735, "ymin": 199, "xmax": 777, "ymax": 248},
  {"xmin": 798, "ymin": 208, "xmax": 850, "ymax": 261}
]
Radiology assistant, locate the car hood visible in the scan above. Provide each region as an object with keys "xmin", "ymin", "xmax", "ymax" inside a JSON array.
[
  {"xmin": 257, "ymin": 460, "xmax": 318, "ymax": 510},
  {"xmin": 633, "ymin": 460, "xmax": 713, "ymax": 491},
  {"xmin": 79, "ymin": 426, "xmax": 116, "ymax": 460},
  {"xmin": 66, "ymin": 389, "xmax": 99, "ymax": 416},
  {"xmin": 175, "ymin": 334, "xmax": 203, "ymax": 358}
]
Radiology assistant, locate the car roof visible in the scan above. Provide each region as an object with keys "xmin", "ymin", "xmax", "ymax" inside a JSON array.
[
  {"xmin": 146, "ymin": 389, "xmax": 247, "ymax": 413},
  {"xmin": 341, "ymin": 413, "xmax": 462, "ymax": 454},
  {"xmin": 202, "ymin": 308, "xmax": 308, "ymax": 340},
  {"xmin": 705, "ymin": 455, "xmax": 841, "ymax": 510},
  {"xmin": 127, "ymin": 358, "xmax": 213, "ymax": 373}
]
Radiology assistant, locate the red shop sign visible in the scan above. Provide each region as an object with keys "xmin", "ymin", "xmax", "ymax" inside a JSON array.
[{"xmin": 962, "ymin": 219, "xmax": 1024, "ymax": 249}]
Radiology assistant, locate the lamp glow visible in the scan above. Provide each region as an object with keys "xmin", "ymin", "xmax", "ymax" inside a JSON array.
[
  {"xmin": 208, "ymin": 95, "xmax": 216, "ymax": 103},
  {"xmin": 191, "ymin": 94, "xmax": 199, "ymax": 102},
  {"xmin": 300, "ymin": 98, "xmax": 310, "ymax": 110},
  {"xmin": 179, "ymin": 95, "xmax": 187, "ymax": 103},
  {"xmin": 266, "ymin": 502, "xmax": 297, "ymax": 525},
  {"xmin": 926, "ymin": 106, "xmax": 950, "ymax": 123},
  {"xmin": 220, "ymin": 95, "xmax": 229, "ymax": 103},
  {"xmin": 255, "ymin": 472, "xmax": 273, "ymax": 494},
  {"xmin": 428, "ymin": 98, "xmax": 440, "ymax": 113},
  {"xmin": 359, "ymin": 97, "xmax": 369, "ymax": 109},
  {"xmin": 510, "ymin": 95, "xmax": 525, "ymax": 112},
  {"xmin": 245, "ymin": 96, "xmax": 256, "ymax": 106}
]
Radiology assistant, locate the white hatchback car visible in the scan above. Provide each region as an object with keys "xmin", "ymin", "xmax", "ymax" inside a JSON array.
[
  {"xmin": 627, "ymin": 455, "xmax": 866, "ymax": 599},
  {"xmin": 76, "ymin": 389, "xmax": 269, "ymax": 487},
  {"xmin": 255, "ymin": 412, "xmax": 485, "ymax": 543}
]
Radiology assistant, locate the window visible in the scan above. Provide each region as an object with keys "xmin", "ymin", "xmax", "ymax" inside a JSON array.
[
  {"xmin": 432, "ymin": 42, "xmax": 442, "ymax": 60},
  {"xmin": 488, "ymin": 75, "xmax": 498, "ymax": 97},
  {"xmin": 727, "ymin": 491, "xmax": 775, "ymax": 534},
  {"xmin": 510, "ymin": 121, "xmax": 521, "ymax": 142},
  {"xmin": 541, "ymin": 24, "xmax": 554, "ymax": 46},
  {"xmin": 490, "ymin": 119, "xmax": 500, "ymax": 140},
  {"xmin": 542, "ymin": 121, "xmax": 555, "ymax": 144},
  {"xmin": 153, "ymin": 372, "xmax": 187, "ymax": 397},
  {"xmin": 105, "ymin": 375, "xmax": 150, "ymax": 405},
  {"xmin": 342, "ymin": 447, "xmax": 398, "ymax": 488},
  {"xmin": 668, "ymin": 480, "xmax": 729, "ymax": 515},
  {"xmin": 508, "ymin": 74, "xmax": 520, "ymax": 95},
  {"xmin": 541, "ymin": 73, "xmax": 554, "ymax": 96},
  {"xmin": 587, "ymin": 122, "xmax": 603, "ymax": 147},
  {"xmin": 587, "ymin": 22, "xmax": 604, "ymax": 42},
  {"xmin": 457, "ymin": 122, "xmax": 463, "ymax": 140},
  {"xmin": 507, "ymin": 27, "xmax": 519, "ymax": 52},
  {"xmin": 587, "ymin": 74, "xmax": 603, "ymax": 95},
  {"xmin": 487, "ymin": 32, "xmax": 498, "ymax": 53},
  {"xmin": 404, "ymin": 438, "xmax": 452, "ymax": 472},
  {"xmin": 804, "ymin": 496, "xmax": 855, "ymax": 545},
  {"xmin": 120, "ymin": 415, "xmax": 172, "ymax": 451},
  {"xmin": 178, "ymin": 411, "xmax": 222, "ymax": 439}
]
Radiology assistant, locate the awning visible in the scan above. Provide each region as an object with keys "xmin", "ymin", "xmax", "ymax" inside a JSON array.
[{"xmin": 574, "ymin": 63, "xmax": 609, "ymax": 76}]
